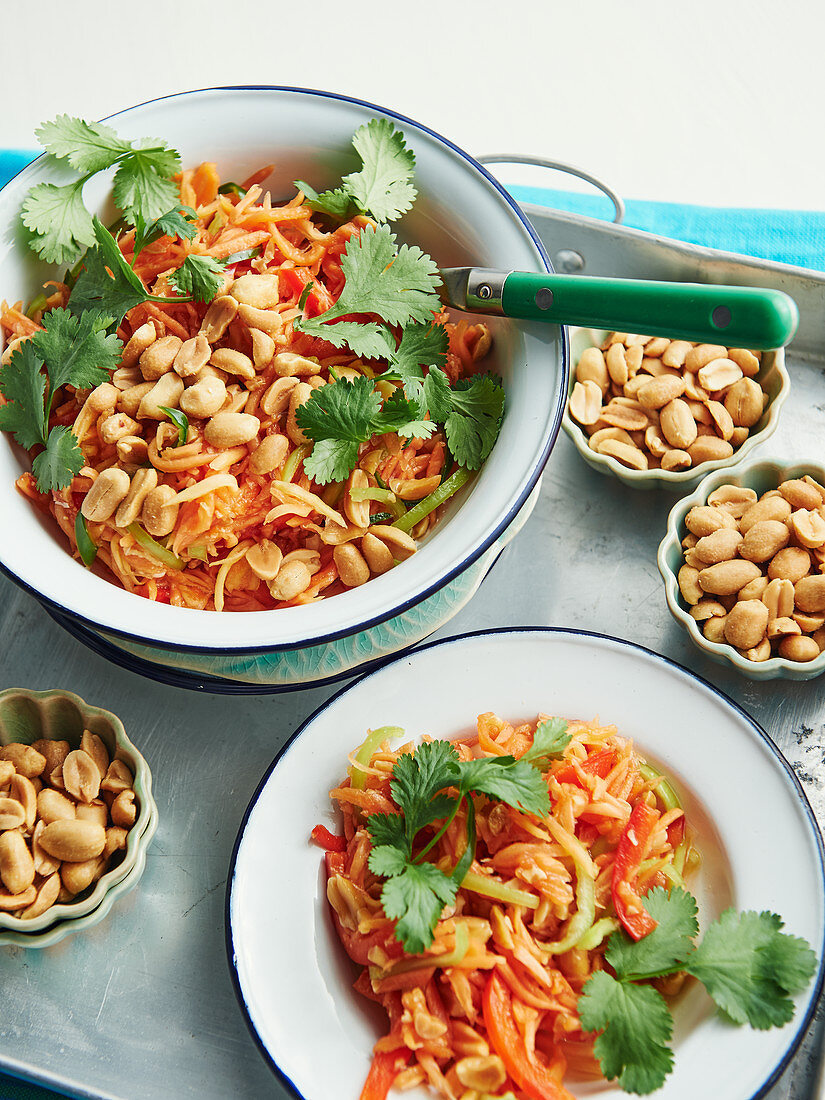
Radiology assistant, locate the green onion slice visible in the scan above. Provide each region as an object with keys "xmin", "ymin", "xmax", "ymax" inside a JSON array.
[
  {"xmin": 350, "ymin": 725, "xmax": 404, "ymax": 790},
  {"xmin": 218, "ymin": 182, "xmax": 247, "ymax": 198}
]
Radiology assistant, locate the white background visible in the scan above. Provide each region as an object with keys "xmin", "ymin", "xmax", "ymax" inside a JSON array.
[{"xmin": 2, "ymin": 0, "xmax": 825, "ymax": 211}]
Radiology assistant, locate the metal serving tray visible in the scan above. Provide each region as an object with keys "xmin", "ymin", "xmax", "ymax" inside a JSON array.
[{"xmin": 1, "ymin": 206, "xmax": 824, "ymax": 1100}]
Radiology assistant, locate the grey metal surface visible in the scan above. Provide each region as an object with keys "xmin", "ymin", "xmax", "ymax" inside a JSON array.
[{"xmin": 2, "ymin": 210, "xmax": 825, "ymax": 1099}]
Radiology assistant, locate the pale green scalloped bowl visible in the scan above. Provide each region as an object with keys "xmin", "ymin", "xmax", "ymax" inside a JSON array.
[
  {"xmin": 658, "ymin": 460, "xmax": 825, "ymax": 680},
  {"xmin": 0, "ymin": 688, "xmax": 157, "ymax": 941},
  {"xmin": 563, "ymin": 329, "xmax": 790, "ymax": 491}
]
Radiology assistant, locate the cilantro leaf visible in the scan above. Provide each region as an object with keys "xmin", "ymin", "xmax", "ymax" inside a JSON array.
[
  {"xmin": 579, "ymin": 970, "xmax": 674, "ymax": 1095},
  {"xmin": 444, "ymin": 373, "xmax": 505, "ymax": 470},
  {"xmin": 0, "ymin": 341, "xmax": 47, "ymax": 449},
  {"xmin": 69, "ymin": 218, "xmax": 149, "ymax": 323},
  {"xmin": 368, "ymin": 843, "xmax": 410, "ymax": 880},
  {"xmin": 686, "ymin": 909, "xmax": 817, "ymax": 1028},
  {"xmin": 302, "ymin": 438, "xmax": 361, "ymax": 485},
  {"xmin": 457, "ymin": 756, "xmax": 550, "ymax": 817},
  {"xmin": 380, "ymin": 861, "xmax": 457, "ymax": 955},
  {"xmin": 390, "ymin": 741, "xmax": 460, "ymax": 843},
  {"xmin": 133, "ymin": 205, "xmax": 198, "ymax": 258},
  {"xmin": 297, "ymin": 119, "xmax": 416, "ymax": 224},
  {"xmin": 160, "ymin": 405, "xmax": 189, "ymax": 446},
  {"xmin": 366, "ymin": 813, "xmax": 407, "ymax": 852},
  {"xmin": 297, "ymin": 224, "xmax": 441, "ymax": 339},
  {"xmin": 607, "ymin": 887, "xmax": 699, "ymax": 980},
  {"xmin": 113, "ymin": 146, "xmax": 182, "ymax": 225},
  {"xmin": 380, "ymin": 322, "xmax": 449, "ymax": 402},
  {"xmin": 300, "ymin": 319, "xmax": 394, "ymax": 361},
  {"xmin": 421, "ymin": 366, "xmax": 454, "ymax": 424},
  {"xmin": 168, "ymin": 254, "xmax": 227, "ymax": 303},
  {"xmin": 297, "ymin": 376, "xmax": 382, "ymax": 444},
  {"xmin": 345, "ymin": 118, "xmax": 417, "ymax": 223},
  {"xmin": 31, "ymin": 425, "xmax": 84, "ymax": 492},
  {"xmin": 295, "ymin": 181, "xmax": 354, "ymax": 220},
  {"xmin": 31, "ymin": 307, "xmax": 121, "ymax": 393},
  {"xmin": 520, "ymin": 718, "xmax": 572, "ymax": 768},
  {"xmin": 374, "ymin": 389, "xmax": 436, "ymax": 441},
  {"xmin": 35, "ymin": 115, "xmax": 129, "ymax": 174},
  {"xmin": 21, "ymin": 180, "xmax": 96, "ymax": 265}
]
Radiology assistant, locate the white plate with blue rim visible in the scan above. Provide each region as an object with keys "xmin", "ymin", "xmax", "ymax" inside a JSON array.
[{"xmin": 226, "ymin": 628, "xmax": 825, "ymax": 1099}]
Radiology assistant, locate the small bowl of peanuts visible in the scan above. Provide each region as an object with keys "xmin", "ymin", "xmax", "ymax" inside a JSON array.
[
  {"xmin": 563, "ymin": 328, "xmax": 789, "ymax": 489},
  {"xmin": 0, "ymin": 687, "xmax": 157, "ymax": 944},
  {"xmin": 658, "ymin": 461, "xmax": 825, "ymax": 679}
]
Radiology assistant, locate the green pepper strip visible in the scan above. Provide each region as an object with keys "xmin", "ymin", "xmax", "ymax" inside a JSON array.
[
  {"xmin": 280, "ymin": 443, "xmax": 311, "ymax": 483},
  {"xmin": 128, "ymin": 523, "xmax": 185, "ymax": 570},
  {"xmin": 188, "ymin": 544, "xmax": 208, "ymax": 562},
  {"xmin": 349, "ymin": 486, "xmax": 397, "ymax": 504},
  {"xmin": 638, "ymin": 762, "xmax": 690, "ymax": 878},
  {"xmin": 349, "ymin": 725, "xmax": 404, "ymax": 790},
  {"xmin": 369, "ymin": 922, "xmax": 470, "ymax": 981},
  {"xmin": 26, "ymin": 293, "xmax": 48, "ymax": 320},
  {"xmin": 538, "ymin": 854, "xmax": 596, "ymax": 954},
  {"xmin": 393, "ymin": 468, "xmax": 472, "ymax": 534},
  {"xmin": 459, "ymin": 870, "xmax": 539, "ymax": 911},
  {"xmin": 74, "ymin": 513, "xmax": 97, "ymax": 568},
  {"xmin": 576, "ymin": 916, "xmax": 620, "ymax": 952}
]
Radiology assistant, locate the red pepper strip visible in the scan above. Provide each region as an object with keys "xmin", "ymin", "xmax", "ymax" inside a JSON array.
[
  {"xmin": 611, "ymin": 800, "xmax": 660, "ymax": 941},
  {"xmin": 359, "ymin": 1048, "xmax": 408, "ymax": 1100},
  {"xmin": 280, "ymin": 266, "xmax": 336, "ymax": 315},
  {"xmin": 311, "ymin": 824, "xmax": 346, "ymax": 852},
  {"xmin": 324, "ymin": 850, "xmax": 346, "ymax": 877},
  {"xmin": 552, "ymin": 748, "xmax": 614, "ymax": 788},
  {"xmin": 482, "ymin": 972, "xmax": 575, "ymax": 1100},
  {"xmin": 667, "ymin": 815, "xmax": 685, "ymax": 850}
]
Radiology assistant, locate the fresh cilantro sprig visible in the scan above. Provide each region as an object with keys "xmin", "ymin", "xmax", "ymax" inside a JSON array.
[
  {"xmin": 0, "ymin": 307, "xmax": 121, "ymax": 491},
  {"xmin": 22, "ymin": 115, "xmax": 182, "ymax": 264},
  {"xmin": 296, "ymin": 118, "xmax": 416, "ymax": 224},
  {"xmin": 296, "ymin": 375, "xmax": 436, "ymax": 484},
  {"xmin": 579, "ymin": 886, "xmax": 818, "ymax": 1094},
  {"xmin": 365, "ymin": 736, "xmax": 558, "ymax": 953},
  {"xmin": 69, "ymin": 217, "xmax": 227, "ymax": 324}
]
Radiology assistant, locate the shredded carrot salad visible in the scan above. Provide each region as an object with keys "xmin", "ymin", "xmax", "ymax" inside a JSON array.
[
  {"xmin": 0, "ymin": 164, "xmax": 492, "ymax": 611},
  {"xmin": 317, "ymin": 714, "xmax": 695, "ymax": 1100}
]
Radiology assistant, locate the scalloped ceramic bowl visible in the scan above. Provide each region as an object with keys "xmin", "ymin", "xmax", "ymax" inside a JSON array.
[
  {"xmin": 658, "ymin": 460, "xmax": 825, "ymax": 680},
  {"xmin": 0, "ymin": 688, "xmax": 157, "ymax": 939},
  {"xmin": 0, "ymin": 87, "xmax": 567, "ymax": 692},
  {"xmin": 562, "ymin": 328, "xmax": 789, "ymax": 491}
]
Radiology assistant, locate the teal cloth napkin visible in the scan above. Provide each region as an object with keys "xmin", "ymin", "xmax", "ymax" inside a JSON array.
[{"xmin": 0, "ymin": 149, "xmax": 823, "ymax": 1100}]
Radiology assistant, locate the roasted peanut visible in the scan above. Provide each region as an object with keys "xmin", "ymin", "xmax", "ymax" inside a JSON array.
[
  {"xmin": 575, "ymin": 347, "xmax": 609, "ymax": 394},
  {"xmin": 739, "ymin": 520, "xmax": 790, "ymax": 563},
  {"xmin": 173, "ymin": 335, "xmax": 211, "ymax": 378},
  {"xmin": 117, "ymin": 435, "xmax": 150, "ymax": 466},
  {"xmin": 273, "ymin": 351, "xmax": 320, "ymax": 377},
  {"xmin": 790, "ymin": 509, "xmax": 825, "ymax": 549},
  {"xmin": 687, "ymin": 437, "xmax": 734, "ymax": 464},
  {"xmin": 20, "ymin": 872, "xmax": 60, "ymax": 919},
  {"xmin": 204, "ymin": 412, "xmax": 260, "ymax": 448},
  {"xmin": 36, "ymin": 788, "xmax": 76, "ymax": 824},
  {"xmin": 724, "ymin": 600, "xmax": 769, "ymax": 649},
  {"xmin": 694, "ymin": 527, "xmax": 743, "ymax": 564},
  {"xmin": 569, "ymin": 381, "xmax": 603, "ymax": 425},
  {"xmin": 597, "ymin": 438, "xmax": 648, "ymax": 470},
  {"xmin": 333, "ymin": 543, "xmax": 370, "ymax": 587},
  {"xmin": 142, "ymin": 485, "xmax": 180, "ymax": 537},
  {"xmin": 237, "ymin": 303, "xmax": 283, "ymax": 334},
  {"xmin": 61, "ymin": 857, "xmax": 106, "ymax": 896},
  {"xmin": 210, "ymin": 348, "xmax": 256, "ymax": 380},
  {"xmin": 38, "ymin": 819, "xmax": 106, "ymax": 862},
  {"xmin": 286, "ymin": 382, "xmax": 312, "ymax": 445},
  {"xmin": 250, "ymin": 329, "xmax": 276, "ymax": 369},
  {"xmin": 200, "ymin": 295, "xmax": 238, "ymax": 341},
  {"xmin": 605, "ymin": 343, "xmax": 628, "ymax": 386},
  {"xmin": 1, "ymin": 743, "xmax": 46, "ymax": 779},
  {"xmin": 361, "ymin": 532, "xmax": 395, "ymax": 575},
  {"xmin": 121, "ymin": 321, "xmax": 157, "ymax": 367},
  {"xmin": 698, "ymin": 559, "xmax": 762, "ymax": 595},
  {"xmin": 685, "ymin": 505, "xmax": 736, "ymax": 537},
  {"xmin": 367, "ymin": 525, "xmax": 417, "ymax": 562},
  {"xmin": 80, "ymin": 467, "xmax": 132, "ymax": 523},
  {"xmin": 768, "ymin": 546, "xmax": 812, "ymax": 583},
  {"xmin": 343, "ymin": 469, "xmax": 371, "ymax": 528},
  {"xmin": 795, "ymin": 575, "xmax": 825, "ymax": 614},
  {"xmin": 30, "ymin": 739, "xmax": 69, "ymax": 777},
  {"xmin": 0, "ymin": 797, "xmax": 25, "ymax": 830},
  {"xmin": 249, "ymin": 433, "xmax": 290, "ymax": 475},
  {"xmin": 9, "ymin": 773, "xmax": 36, "ymax": 829},
  {"xmin": 389, "ymin": 475, "xmax": 441, "ymax": 501},
  {"xmin": 62, "ymin": 749, "xmax": 102, "ymax": 803},
  {"xmin": 0, "ymin": 830, "xmax": 35, "ymax": 895},
  {"xmin": 99, "ymin": 412, "xmax": 141, "ymax": 445},
  {"xmin": 140, "ymin": 335, "xmax": 183, "ymax": 380},
  {"xmin": 137, "ymin": 372, "xmax": 185, "ymax": 420},
  {"xmin": 268, "ymin": 560, "xmax": 312, "ymax": 602},
  {"xmin": 246, "ymin": 540, "xmax": 284, "ymax": 581},
  {"xmin": 230, "ymin": 273, "xmax": 281, "ymax": 308},
  {"xmin": 261, "ymin": 376, "xmax": 300, "ymax": 417},
  {"xmin": 179, "ymin": 375, "xmax": 227, "ymax": 419},
  {"xmin": 76, "ymin": 801, "xmax": 109, "ymax": 828},
  {"xmin": 739, "ymin": 495, "xmax": 792, "ymax": 532},
  {"xmin": 778, "ymin": 635, "xmax": 821, "ymax": 662},
  {"xmin": 114, "ymin": 467, "xmax": 158, "ymax": 528}
]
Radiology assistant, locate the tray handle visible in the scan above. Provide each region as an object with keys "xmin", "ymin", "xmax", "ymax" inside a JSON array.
[{"xmin": 476, "ymin": 154, "xmax": 625, "ymax": 226}]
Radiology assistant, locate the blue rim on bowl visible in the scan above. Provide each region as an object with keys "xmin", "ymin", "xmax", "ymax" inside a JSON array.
[
  {"xmin": 0, "ymin": 86, "xmax": 568, "ymax": 661},
  {"xmin": 225, "ymin": 627, "xmax": 825, "ymax": 1100},
  {"xmin": 658, "ymin": 459, "xmax": 825, "ymax": 680}
]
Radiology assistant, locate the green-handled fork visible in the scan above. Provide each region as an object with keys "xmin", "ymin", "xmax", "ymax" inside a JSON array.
[{"xmin": 439, "ymin": 268, "xmax": 798, "ymax": 349}]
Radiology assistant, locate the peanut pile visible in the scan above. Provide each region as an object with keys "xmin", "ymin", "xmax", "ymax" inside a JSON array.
[
  {"xmin": 0, "ymin": 731, "xmax": 138, "ymax": 920},
  {"xmin": 678, "ymin": 477, "xmax": 825, "ymax": 662},
  {"xmin": 569, "ymin": 333, "xmax": 769, "ymax": 471}
]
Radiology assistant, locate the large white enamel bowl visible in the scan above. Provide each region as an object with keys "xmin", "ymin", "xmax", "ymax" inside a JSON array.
[{"xmin": 0, "ymin": 87, "xmax": 567, "ymax": 691}]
